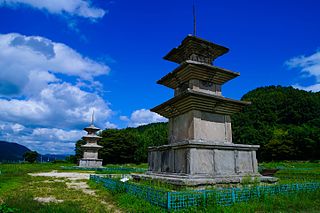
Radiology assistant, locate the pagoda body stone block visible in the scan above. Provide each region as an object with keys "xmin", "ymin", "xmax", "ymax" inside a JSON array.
[
  {"xmin": 168, "ymin": 110, "xmax": 233, "ymax": 144},
  {"xmin": 138, "ymin": 35, "xmax": 263, "ymax": 185}
]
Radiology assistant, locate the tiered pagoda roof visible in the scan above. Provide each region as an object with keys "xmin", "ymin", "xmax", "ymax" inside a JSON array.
[
  {"xmin": 157, "ymin": 61, "xmax": 240, "ymax": 89},
  {"xmin": 152, "ymin": 90, "xmax": 250, "ymax": 118},
  {"xmin": 82, "ymin": 124, "xmax": 102, "ymax": 148},
  {"xmin": 151, "ymin": 35, "xmax": 250, "ymax": 118},
  {"xmin": 164, "ymin": 35, "xmax": 229, "ymax": 64}
]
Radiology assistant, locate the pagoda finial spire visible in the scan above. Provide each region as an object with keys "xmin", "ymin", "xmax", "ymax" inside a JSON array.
[
  {"xmin": 193, "ymin": 0, "xmax": 196, "ymax": 36},
  {"xmin": 91, "ymin": 110, "xmax": 94, "ymax": 125}
]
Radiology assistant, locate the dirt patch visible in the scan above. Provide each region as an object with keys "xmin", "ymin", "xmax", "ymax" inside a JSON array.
[
  {"xmin": 42, "ymin": 179, "xmax": 65, "ymax": 183},
  {"xmin": 29, "ymin": 170, "xmax": 122, "ymax": 213},
  {"xmin": 29, "ymin": 171, "xmax": 91, "ymax": 180},
  {"xmin": 66, "ymin": 181, "xmax": 96, "ymax": 195},
  {"xmin": 34, "ymin": 196, "xmax": 63, "ymax": 203}
]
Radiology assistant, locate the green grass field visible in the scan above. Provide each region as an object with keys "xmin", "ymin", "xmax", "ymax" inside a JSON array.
[
  {"xmin": 0, "ymin": 163, "xmax": 120, "ymax": 213},
  {"xmin": 0, "ymin": 161, "xmax": 319, "ymax": 212}
]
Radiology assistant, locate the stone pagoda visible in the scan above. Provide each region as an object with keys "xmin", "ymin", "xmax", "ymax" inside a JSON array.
[
  {"xmin": 79, "ymin": 115, "xmax": 103, "ymax": 168},
  {"xmin": 144, "ymin": 35, "xmax": 261, "ymax": 185}
]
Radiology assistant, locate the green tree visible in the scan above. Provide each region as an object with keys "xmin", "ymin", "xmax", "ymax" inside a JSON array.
[
  {"xmin": 23, "ymin": 151, "xmax": 39, "ymax": 163},
  {"xmin": 74, "ymin": 122, "xmax": 168, "ymax": 164},
  {"xmin": 232, "ymin": 86, "xmax": 320, "ymax": 161},
  {"xmin": 65, "ymin": 155, "xmax": 77, "ymax": 164}
]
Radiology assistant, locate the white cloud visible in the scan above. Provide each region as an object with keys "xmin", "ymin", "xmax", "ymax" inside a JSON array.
[
  {"xmin": 125, "ymin": 109, "xmax": 167, "ymax": 127},
  {"xmin": 0, "ymin": 33, "xmax": 116, "ymax": 154},
  {"xmin": 11, "ymin": 123, "xmax": 25, "ymax": 133},
  {"xmin": 293, "ymin": 84, "xmax": 320, "ymax": 92},
  {"xmin": 0, "ymin": 82, "xmax": 113, "ymax": 129},
  {"xmin": 119, "ymin": 115, "xmax": 129, "ymax": 121},
  {"xmin": 0, "ymin": 122, "xmax": 25, "ymax": 133},
  {"xmin": 32, "ymin": 128, "xmax": 84, "ymax": 142},
  {"xmin": 104, "ymin": 122, "xmax": 117, "ymax": 129},
  {"xmin": 0, "ymin": 0, "xmax": 106, "ymax": 20},
  {"xmin": 0, "ymin": 33, "xmax": 109, "ymax": 97},
  {"xmin": 286, "ymin": 50, "xmax": 320, "ymax": 92}
]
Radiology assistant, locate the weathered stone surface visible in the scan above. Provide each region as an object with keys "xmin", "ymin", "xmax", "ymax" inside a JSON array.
[
  {"xmin": 79, "ymin": 159, "xmax": 102, "ymax": 168},
  {"xmin": 79, "ymin": 123, "xmax": 103, "ymax": 168},
  {"xmin": 136, "ymin": 173, "xmax": 269, "ymax": 186},
  {"xmin": 152, "ymin": 90, "xmax": 250, "ymax": 118},
  {"xmin": 163, "ymin": 35, "xmax": 229, "ymax": 65},
  {"xmin": 189, "ymin": 148, "xmax": 214, "ymax": 175},
  {"xmin": 169, "ymin": 110, "xmax": 232, "ymax": 144},
  {"xmin": 158, "ymin": 61, "xmax": 240, "ymax": 90},
  {"xmin": 147, "ymin": 140, "xmax": 259, "ymax": 182},
  {"xmin": 141, "ymin": 35, "xmax": 267, "ymax": 186}
]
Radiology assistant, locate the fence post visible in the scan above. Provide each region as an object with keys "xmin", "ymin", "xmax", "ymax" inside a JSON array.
[
  {"xmin": 203, "ymin": 190, "xmax": 207, "ymax": 207},
  {"xmin": 232, "ymin": 188, "xmax": 236, "ymax": 204},
  {"xmin": 167, "ymin": 192, "xmax": 171, "ymax": 210}
]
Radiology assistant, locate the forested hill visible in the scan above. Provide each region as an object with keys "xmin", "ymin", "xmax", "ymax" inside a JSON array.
[
  {"xmin": 75, "ymin": 86, "xmax": 320, "ymax": 163},
  {"xmin": 0, "ymin": 141, "xmax": 30, "ymax": 162},
  {"xmin": 232, "ymin": 86, "xmax": 320, "ymax": 161}
]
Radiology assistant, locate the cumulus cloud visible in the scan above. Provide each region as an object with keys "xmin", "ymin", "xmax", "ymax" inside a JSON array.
[
  {"xmin": 0, "ymin": 33, "xmax": 115, "ymax": 154},
  {"xmin": 119, "ymin": 115, "xmax": 129, "ymax": 121},
  {"xmin": 0, "ymin": 33, "xmax": 109, "ymax": 98},
  {"xmin": 123, "ymin": 109, "xmax": 167, "ymax": 127},
  {"xmin": 0, "ymin": 0, "xmax": 106, "ymax": 20},
  {"xmin": 0, "ymin": 82, "xmax": 113, "ymax": 129},
  {"xmin": 104, "ymin": 122, "xmax": 117, "ymax": 129},
  {"xmin": 292, "ymin": 84, "xmax": 320, "ymax": 92},
  {"xmin": 286, "ymin": 50, "xmax": 320, "ymax": 92},
  {"xmin": 31, "ymin": 128, "xmax": 84, "ymax": 142},
  {"xmin": 0, "ymin": 122, "xmax": 25, "ymax": 134}
]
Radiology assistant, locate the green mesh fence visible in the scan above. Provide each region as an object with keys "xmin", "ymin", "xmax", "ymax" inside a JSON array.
[
  {"xmin": 90, "ymin": 175, "xmax": 320, "ymax": 211},
  {"xmin": 91, "ymin": 175, "xmax": 168, "ymax": 208}
]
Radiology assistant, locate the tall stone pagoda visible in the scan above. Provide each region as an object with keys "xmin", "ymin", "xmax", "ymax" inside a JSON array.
[
  {"xmin": 79, "ymin": 115, "xmax": 103, "ymax": 168},
  {"xmin": 145, "ymin": 35, "xmax": 261, "ymax": 185}
]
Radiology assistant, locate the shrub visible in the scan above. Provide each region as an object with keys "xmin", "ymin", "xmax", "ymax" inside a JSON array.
[{"xmin": 0, "ymin": 204, "xmax": 18, "ymax": 213}]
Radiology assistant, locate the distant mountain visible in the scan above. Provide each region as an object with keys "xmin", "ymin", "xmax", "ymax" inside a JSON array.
[
  {"xmin": 39, "ymin": 154, "xmax": 68, "ymax": 162},
  {"xmin": 0, "ymin": 141, "xmax": 31, "ymax": 162}
]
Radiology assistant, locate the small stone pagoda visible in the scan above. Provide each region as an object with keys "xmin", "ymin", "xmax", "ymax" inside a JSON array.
[
  {"xmin": 79, "ymin": 117, "xmax": 103, "ymax": 168},
  {"xmin": 143, "ymin": 35, "xmax": 261, "ymax": 185}
]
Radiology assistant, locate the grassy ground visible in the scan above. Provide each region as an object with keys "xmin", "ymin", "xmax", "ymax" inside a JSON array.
[
  {"xmin": 260, "ymin": 161, "xmax": 320, "ymax": 183},
  {"xmin": 0, "ymin": 163, "xmax": 121, "ymax": 213},
  {"xmin": 0, "ymin": 161, "xmax": 319, "ymax": 212},
  {"xmin": 89, "ymin": 181, "xmax": 165, "ymax": 213},
  {"xmin": 89, "ymin": 177, "xmax": 320, "ymax": 213},
  {"xmin": 177, "ymin": 190, "xmax": 320, "ymax": 213}
]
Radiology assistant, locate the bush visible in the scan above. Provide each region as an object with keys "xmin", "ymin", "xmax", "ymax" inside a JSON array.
[
  {"xmin": 0, "ymin": 204, "xmax": 17, "ymax": 213},
  {"xmin": 23, "ymin": 151, "xmax": 38, "ymax": 163}
]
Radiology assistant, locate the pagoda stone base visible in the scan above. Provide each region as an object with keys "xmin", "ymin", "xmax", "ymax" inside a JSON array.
[
  {"xmin": 79, "ymin": 158, "xmax": 103, "ymax": 168},
  {"xmin": 139, "ymin": 140, "xmax": 267, "ymax": 186}
]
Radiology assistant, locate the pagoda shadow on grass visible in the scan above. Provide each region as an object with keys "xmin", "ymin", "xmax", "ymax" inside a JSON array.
[
  {"xmin": 141, "ymin": 35, "xmax": 262, "ymax": 185},
  {"xmin": 79, "ymin": 123, "xmax": 103, "ymax": 168}
]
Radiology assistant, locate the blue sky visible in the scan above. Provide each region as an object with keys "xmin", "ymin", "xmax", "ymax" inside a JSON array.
[{"xmin": 0, "ymin": 0, "xmax": 319, "ymax": 154}]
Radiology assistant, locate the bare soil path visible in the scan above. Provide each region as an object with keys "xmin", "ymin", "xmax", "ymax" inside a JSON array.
[{"xmin": 29, "ymin": 170, "xmax": 122, "ymax": 213}]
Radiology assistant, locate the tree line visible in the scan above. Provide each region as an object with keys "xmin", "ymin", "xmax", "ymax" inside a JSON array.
[
  {"xmin": 75, "ymin": 122, "xmax": 168, "ymax": 164},
  {"xmin": 232, "ymin": 85, "xmax": 320, "ymax": 161},
  {"xmin": 75, "ymin": 86, "xmax": 320, "ymax": 163}
]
